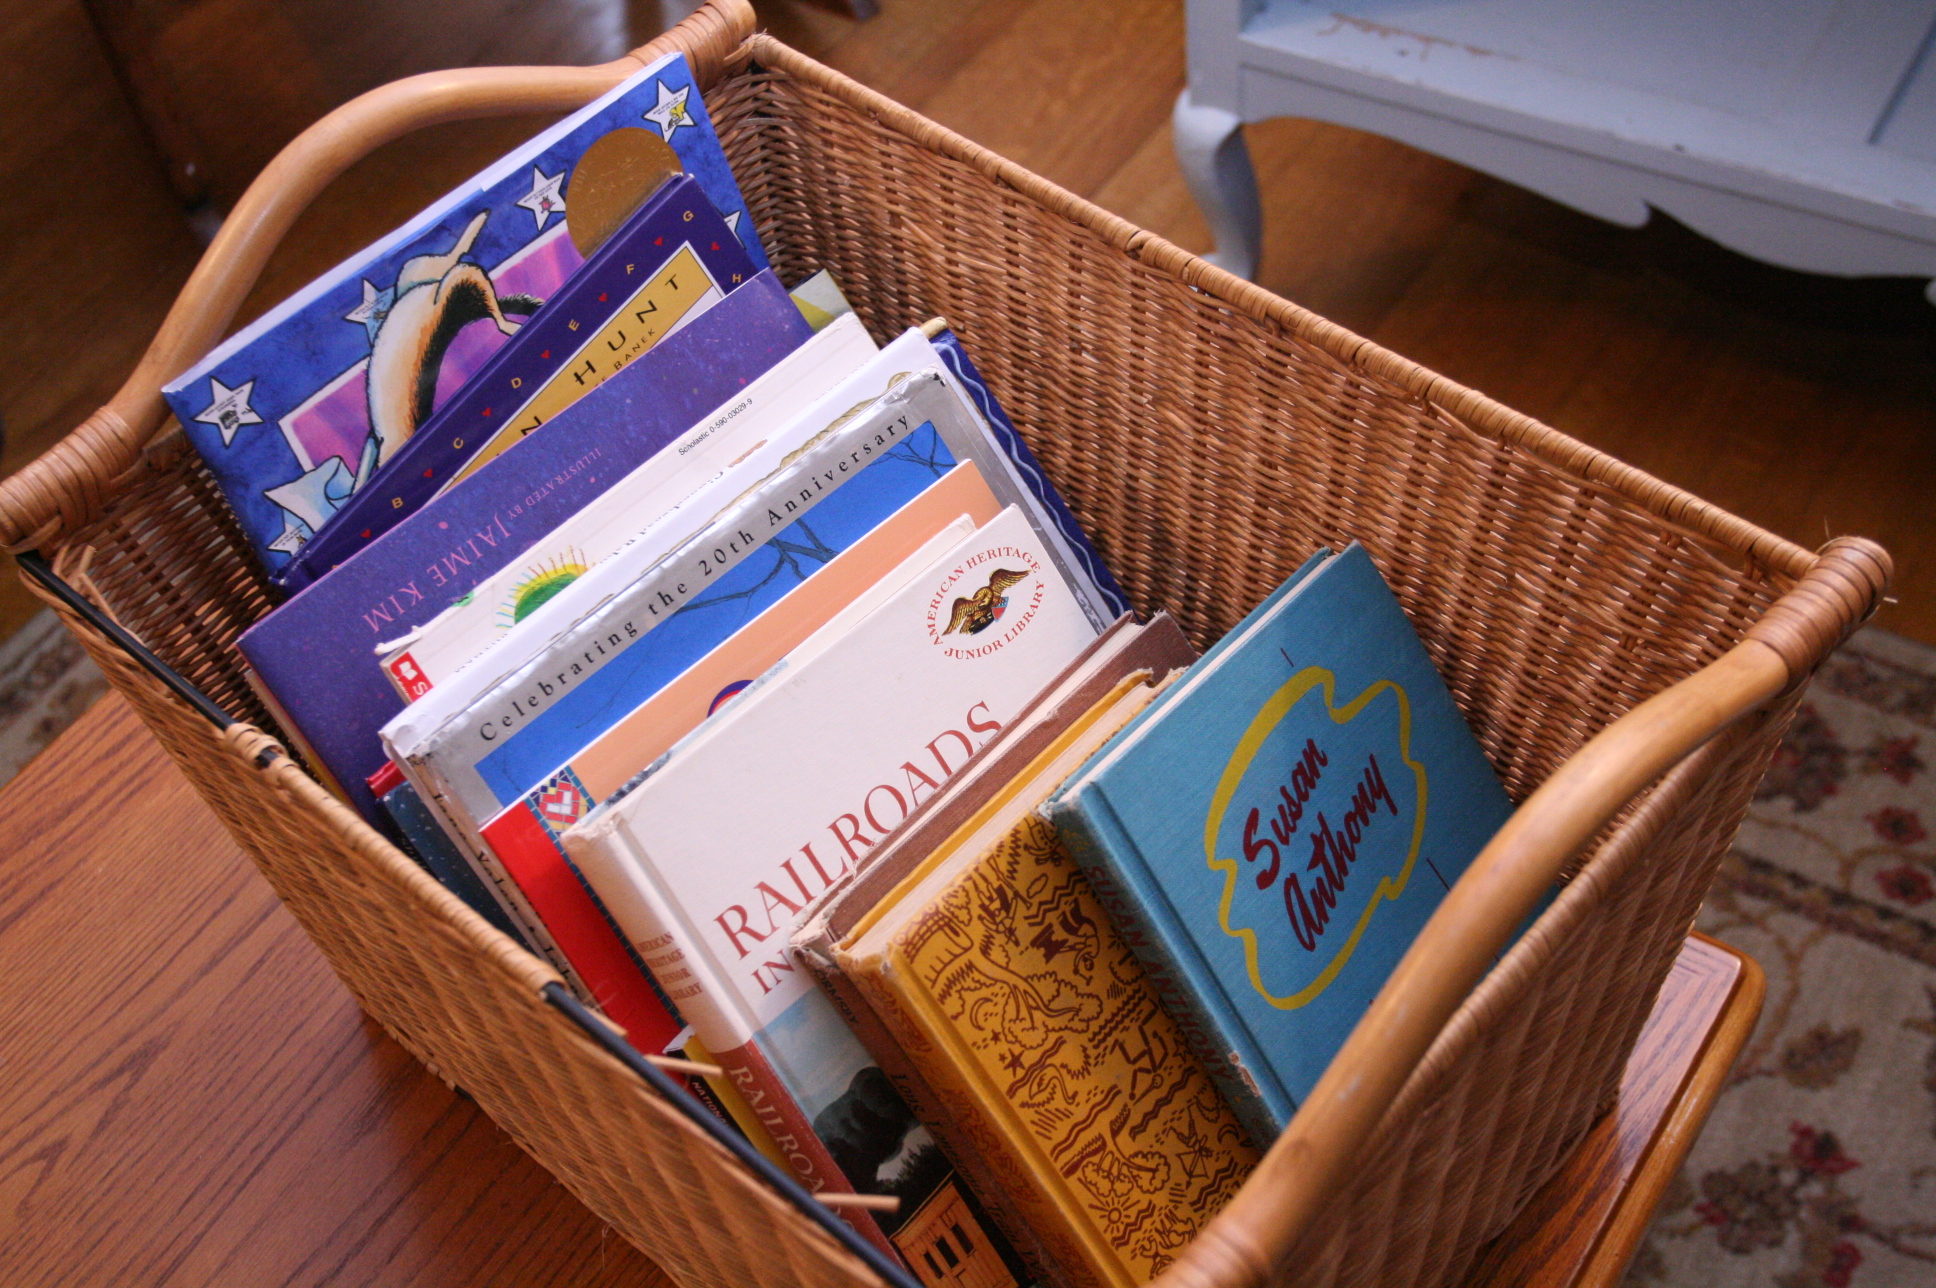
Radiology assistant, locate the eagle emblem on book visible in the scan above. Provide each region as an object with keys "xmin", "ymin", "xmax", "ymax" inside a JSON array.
[{"xmin": 943, "ymin": 568, "xmax": 1030, "ymax": 636}]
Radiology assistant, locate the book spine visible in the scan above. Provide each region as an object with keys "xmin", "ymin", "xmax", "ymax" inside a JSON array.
[
  {"xmin": 1048, "ymin": 787, "xmax": 1285, "ymax": 1148},
  {"xmin": 681, "ymin": 1032, "xmax": 792, "ymax": 1172},
  {"xmin": 400, "ymin": 753, "xmax": 597, "ymax": 1004},
  {"xmin": 671, "ymin": 1052, "xmax": 739, "ymax": 1131},
  {"xmin": 567, "ymin": 819, "xmax": 900, "ymax": 1262},
  {"xmin": 796, "ymin": 944, "xmax": 1068, "ymax": 1288},
  {"xmin": 841, "ymin": 953, "xmax": 1107, "ymax": 1288},
  {"xmin": 480, "ymin": 803, "xmax": 683, "ymax": 1056},
  {"xmin": 378, "ymin": 777, "xmax": 531, "ymax": 949}
]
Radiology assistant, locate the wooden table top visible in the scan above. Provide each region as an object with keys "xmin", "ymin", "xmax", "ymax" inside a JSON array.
[
  {"xmin": 0, "ymin": 692, "xmax": 1758, "ymax": 1287},
  {"xmin": 0, "ymin": 692, "xmax": 671, "ymax": 1287}
]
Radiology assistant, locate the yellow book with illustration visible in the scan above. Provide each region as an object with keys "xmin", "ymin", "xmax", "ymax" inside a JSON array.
[{"xmin": 834, "ymin": 677, "xmax": 1258, "ymax": 1288}]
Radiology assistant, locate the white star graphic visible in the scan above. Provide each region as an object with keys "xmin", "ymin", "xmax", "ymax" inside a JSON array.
[
  {"xmin": 194, "ymin": 377, "xmax": 263, "ymax": 447},
  {"xmin": 723, "ymin": 210, "xmax": 742, "ymax": 238},
  {"xmin": 266, "ymin": 518, "xmax": 309, "ymax": 556},
  {"xmin": 343, "ymin": 278, "xmax": 395, "ymax": 342},
  {"xmin": 643, "ymin": 80, "xmax": 693, "ymax": 141},
  {"xmin": 344, "ymin": 279, "xmax": 381, "ymax": 327},
  {"xmin": 263, "ymin": 456, "xmax": 355, "ymax": 547},
  {"xmin": 516, "ymin": 166, "xmax": 567, "ymax": 230}
]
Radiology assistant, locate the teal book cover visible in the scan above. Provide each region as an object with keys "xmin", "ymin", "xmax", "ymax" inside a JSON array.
[{"xmin": 1047, "ymin": 543, "xmax": 1514, "ymax": 1144}]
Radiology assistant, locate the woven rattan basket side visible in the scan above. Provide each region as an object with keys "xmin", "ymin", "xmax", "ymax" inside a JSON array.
[{"xmin": 3, "ymin": 7, "xmax": 1891, "ymax": 1288}]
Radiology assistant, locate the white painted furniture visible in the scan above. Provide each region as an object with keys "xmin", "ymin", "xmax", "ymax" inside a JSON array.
[{"xmin": 1177, "ymin": 1, "xmax": 1936, "ymax": 299}]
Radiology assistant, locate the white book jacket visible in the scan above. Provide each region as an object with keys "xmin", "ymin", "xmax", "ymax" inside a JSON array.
[{"xmin": 562, "ymin": 503, "xmax": 1099, "ymax": 1122}]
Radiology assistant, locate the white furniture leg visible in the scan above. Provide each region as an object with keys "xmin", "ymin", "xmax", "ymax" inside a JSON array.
[
  {"xmin": 1184, "ymin": 3, "xmax": 1936, "ymax": 304},
  {"xmin": 1173, "ymin": 89, "xmax": 1262, "ymax": 282}
]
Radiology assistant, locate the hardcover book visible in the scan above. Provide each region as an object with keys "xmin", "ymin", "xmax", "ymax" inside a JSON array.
[
  {"xmin": 793, "ymin": 612, "xmax": 1195, "ymax": 975},
  {"xmin": 276, "ymin": 174, "xmax": 759, "ymax": 590},
  {"xmin": 236, "ymin": 270, "xmax": 810, "ymax": 831},
  {"xmin": 165, "ymin": 51, "xmax": 766, "ymax": 574},
  {"xmin": 925, "ymin": 327, "xmax": 1128, "ymax": 622},
  {"xmin": 868, "ymin": 330, "xmax": 1120, "ymax": 631},
  {"xmin": 457, "ymin": 492, "xmax": 992, "ymax": 1087},
  {"xmin": 470, "ymin": 466, "xmax": 1004, "ymax": 1023},
  {"xmin": 831, "ymin": 672, "xmax": 1258, "ymax": 1288},
  {"xmin": 560, "ymin": 504, "xmax": 1097, "ymax": 1270},
  {"xmin": 786, "ymin": 619, "xmax": 1196, "ymax": 1287},
  {"xmin": 385, "ymin": 355, "xmax": 1118, "ymax": 837},
  {"xmin": 375, "ymin": 311, "xmax": 881, "ymax": 699},
  {"xmin": 1045, "ymin": 543, "xmax": 1516, "ymax": 1144}
]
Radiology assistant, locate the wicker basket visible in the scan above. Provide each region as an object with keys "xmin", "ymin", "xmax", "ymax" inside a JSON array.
[{"xmin": 0, "ymin": 5, "xmax": 1892, "ymax": 1287}]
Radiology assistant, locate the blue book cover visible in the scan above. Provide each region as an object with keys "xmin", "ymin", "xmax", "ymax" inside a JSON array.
[
  {"xmin": 927, "ymin": 327, "xmax": 1129, "ymax": 621},
  {"xmin": 1046, "ymin": 543, "xmax": 1514, "ymax": 1145},
  {"xmin": 377, "ymin": 771, "xmax": 530, "ymax": 949},
  {"xmin": 397, "ymin": 411, "xmax": 961, "ymax": 828},
  {"xmin": 277, "ymin": 174, "xmax": 757, "ymax": 592},
  {"xmin": 238, "ymin": 271, "xmax": 811, "ymax": 824},
  {"xmin": 166, "ymin": 51, "xmax": 767, "ymax": 574}
]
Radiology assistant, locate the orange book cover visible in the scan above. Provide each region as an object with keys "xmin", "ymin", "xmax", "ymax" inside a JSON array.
[{"xmin": 835, "ymin": 680, "xmax": 1258, "ymax": 1288}]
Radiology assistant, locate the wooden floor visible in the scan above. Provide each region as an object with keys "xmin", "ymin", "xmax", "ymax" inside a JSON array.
[
  {"xmin": 0, "ymin": 691, "xmax": 672, "ymax": 1287},
  {"xmin": 1, "ymin": 0, "xmax": 1930, "ymax": 643}
]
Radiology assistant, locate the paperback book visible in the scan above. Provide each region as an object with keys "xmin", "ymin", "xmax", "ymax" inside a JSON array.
[
  {"xmin": 384, "ymin": 381, "xmax": 973, "ymax": 835},
  {"xmin": 236, "ymin": 269, "xmax": 811, "ymax": 828},
  {"xmin": 166, "ymin": 51, "xmax": 766, "ymax": 573},
  {"xmin": 375, "ymin": 310, "xmax": 881, "ymax": 699},
  {"xmin": 276, "ymin": 173, "xmax": 759, "ymax": 591}
]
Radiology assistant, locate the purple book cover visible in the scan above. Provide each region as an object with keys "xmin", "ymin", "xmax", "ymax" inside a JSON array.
[
  {"xmin": 239, "ymin": 270, "xmax": 812, "ymax": 823},
  {"xmin": 277, "ymin": 175, "xmax": 756, "ymax": 592},
  {"xmin": 163, "ymin": 53, "xmax": 767, "ymax": 577}
]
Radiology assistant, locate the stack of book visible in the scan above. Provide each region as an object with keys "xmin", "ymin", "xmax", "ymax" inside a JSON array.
[{"xmin": 183, "ymin": 49, "xmax": 1517, "ymax": 1288}]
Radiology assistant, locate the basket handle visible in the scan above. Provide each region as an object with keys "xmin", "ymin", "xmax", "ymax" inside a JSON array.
[
  {"xmin": 0, "ymin": 0, "xmax": 755, "ymax": 553},
  {"xmin": 1150, "ymin": 535, "xmax": 1891, "ymax": 1288}
]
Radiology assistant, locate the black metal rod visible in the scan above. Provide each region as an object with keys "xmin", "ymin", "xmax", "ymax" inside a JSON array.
[
  {"xmin": 15, "ymin": 549, "xmax": 239, "ymax": 732},
  {"xmin": 542, "ymin": 982, "xmax": 922, "ymax": 1288}
]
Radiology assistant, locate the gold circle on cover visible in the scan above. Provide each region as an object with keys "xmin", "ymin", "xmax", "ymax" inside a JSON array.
[{"xmin": 568, "ymin": 128, "xmax": 684, "ymax": 258}]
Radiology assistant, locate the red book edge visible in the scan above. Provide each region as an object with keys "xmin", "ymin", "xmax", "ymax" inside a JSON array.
[{"xmin": 482, "ymin": 803, "xmax": 683, "ymax": 1056}]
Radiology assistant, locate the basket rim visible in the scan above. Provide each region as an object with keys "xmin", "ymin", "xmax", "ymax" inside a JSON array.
[
  {"xmin": 2, "ymin": 8, "xmax": 1822, "ymax": 593},
  {"xmin": 731, "ymin": 30, "xmax": 1818, "ymax": 591}
]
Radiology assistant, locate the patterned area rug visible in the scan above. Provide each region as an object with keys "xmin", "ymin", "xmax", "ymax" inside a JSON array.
[
  {"xmin": 1628, "ymin": 627, "xmax": 1936, "ymax": 1286},
  {"xmin": 0, "ymin": 608, "xmax": 107, "ymax": 788}
]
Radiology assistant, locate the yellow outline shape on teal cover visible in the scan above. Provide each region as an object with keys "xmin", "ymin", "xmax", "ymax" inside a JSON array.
[{"xmin": 1202, "ymin": 667, "xmax": 1428, "ymax": 1010}]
